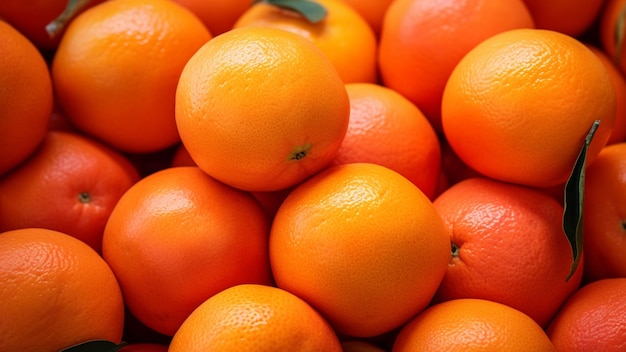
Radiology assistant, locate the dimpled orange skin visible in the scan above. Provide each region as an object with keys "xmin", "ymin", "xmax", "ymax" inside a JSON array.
[
  {"xmin": 176, "ymin": 26, "xmax": 350, "ymax": 192},
  {"xmin": 269, "ymin": 163, "xmax": 450, "ymax": 338}
]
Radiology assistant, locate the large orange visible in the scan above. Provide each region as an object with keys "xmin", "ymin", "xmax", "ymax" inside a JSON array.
[
  {"xmin": 170, "ymin": 0, "xmax": 250, "ymax": 36},
  {"xmin": 234, "ymin": 0, "xmax": 378, "ymax": 84},
  {"xmin": 547, "ymin": 278, "xmax": 626, "ymax": 351},
  {"xmin": 0, "ymin": 20, "xmax": 52, "ymax": 176},
  {"xmin": 442, "ymin": 28, "xmax": 616, "ymax": 188},
  {"xmin": 338, "ymin": 0, "xmax": 395, "ymax": 37},
  {"xmin": 102, "ymin": 167, "xmax": 273, "ymax": 336},
  {"xmin": 521, "ymin": 0, "xmax": 605, "ymax": 37},
  {"xmin": 328, "ymin": 83, "xmax": 441, "ymax": 199},
  {"xmin": 51, "ymin": 0, "xmax": 212, "ymax": 153},
  {"xmin": 582, "ymin": 143, "xmax": 626, "ymax": 282},
  {"xmin": 0, "ymin": 228, "xmax": 125, "ymax": 352},
  {"xmin": 175, "ymin": 26, "xmax": 349, "ymax": 192},
  {"xmin": 0, "ymin": 131, "xmax": 140, "ymax": 253},
  {"xmin": 432, "ymin": 177, "xmax": 583, "ymax": 327},
  {"xmin": 169, "ymin": 284, "xmax": 342, "ymax": 351},
  {"xmin": 378, "ymin": 0, "xmax": 534, "ymax": 132},
  {"xmin": 392, "ymin": 298, "xmax": 556, "ymax": 351},
  {"xmin": 270, "ymin": 163, "xmax": 450, "ymax": 337}
]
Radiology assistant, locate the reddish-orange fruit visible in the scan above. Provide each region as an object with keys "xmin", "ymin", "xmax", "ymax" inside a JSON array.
[
  {"xmin": 169, "ymin": 284, "xmax": 343, "ymax": 352},
  {"xmin": 379, "ymin": 0, "xmax": 534, "ymax": 131},
  {"xmin": 329, "ymin": 83, "xmax": 441, "ymax": 199},
  {"xmin": 582, "ymin": 143, "xmax": 626, "ymax": 282},
  {"xmin": 0, "ymin": 228, "xmax": 125, "ymax": 352},
  {"xmin": 52, "ymin": 0, "xmax": 212, "ymax": 153},
  {"xmin": 442, "ymin": 28, "xmax": 616, "ymax": 188},
  {"xmin": 0, "ymin": 20, "xmax": 52, "ymax": 175},
  {"xmin": 102, "ymin": 167, "xmax": 273, "ymax": 336},
  {"xmin": 170, "ymin": 0, "xmax": 250, "ymax": 36},
  {"xmin": 234, "ymin": 0, "xmax": 378, "ymax": 84},
  {"xmin": 521, "ymin": 0, "xmax": 605, "ymax": 37},
  {"xmin": 0, "ymin": 131, "xmax": 140, "ymax": 253},
  {"xmin": 600, "ymin": 0, "xmax": 626, "ymax": 75},
  {"xmin": 547, "ymin": 278, "xmax": 626, "ymax": 351},
  {"xmin": 342, "ymin": 340, "xmax": 387, "ymax": 352},
  {"xmin": 432, "ymin": 177, "xmax": 583, "ymax": 327},
  {"xmin": 338, "ymin": 0, "xmax": 395, "ymax": 37},
  {"xmin": 176, "ymin": 26, "xmax": 349, "ymax": 192},
  {"xmin": 392, "ymin": 299, "xmax": 556, "ymax": 351},
  {"xmin": 270, "ymin": 163, "xmax": 450, "ymax": 337}
]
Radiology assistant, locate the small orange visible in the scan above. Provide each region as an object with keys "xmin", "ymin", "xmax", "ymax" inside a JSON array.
[
  {"xmin": 432, "ymin": 177, "xmax": 583, "ymax": 327},
  {"xmin": 547, "ymin": 278, "xmax": 626, "ymax": 351},
  {"xmin": 169, "ymin": 284, "xmax": 343, "ymax": 351},
  {"xmin": 392, "ymin": 298, "xmax": 556, "ymax": 351},
  {"xmin": 600, "ymin": 0, "xmax": 626, "ymax": 75},
  {"xmin": 234, "ymin": 0, "xmax": 378, "ymax": 84},
  {"xmin": 51, "ymin": 0, "xmax": 212, "ymax": 153},
  {"xmin": 170, "ymin": 0, "xmax": 251, "ymax": 36},
  {"xmin": 582, "ymin": 143, "xmax": 626, "ymax": 282},
  {"xmin": 328, "ymin": 83, "xmax": 441, "ymax": 200},
  {"xmin": 270, "ymin": 163, "xmax": 450, "ymax": 337},
  {"xmin": 0, "ymin": 20, "xmax": 52, "ymax": 175},
  {"xmin": 442, "ymin": 28, "xmax": 616, "ymax": 188},
  {"xmin": 338, "ymin": 0, "xmax": 395, "ymax": 37},
  {"xmin": 378, "ymin": 0, "xmax": 535, "ymax": 132},
  {"xmin": 0, "ymin": 228, "xmax": 125, "ymax": 352},
  {"xmin": 0, "ymin": 131, "xmax": 140, "ymax": 253},
  {"xmin": 521, "ymin": 0, "xmax": 606, "ymax": 37},
  {"xmin": 175, "ymin": 26, "xmax": 350, "ymax": 192},
  {"xmin": 102, "ymin": 167, "xmax": 273, "ymax": 336}
]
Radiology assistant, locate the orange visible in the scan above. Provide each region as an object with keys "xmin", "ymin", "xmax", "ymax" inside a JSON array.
[
  {"xmin": 392, "ymin": 298, "xmax": 556, "ymax": 351},
  {"xmin": 338, "ymin": 0, "xmax": 395, "ymax": 37},
  {"xmin": 102, "ymin": 167, "xmax": 273, "ymax": 336},
  {"xmin": 234, "ymin": 0, "xmax": 378, "ymax": 84},
  {"xmin": 0, "ymin": 20, "xmax": 52, "ymax": 176},
  {"xmin": 547, "ymin": 278, "xmax": 626, "ymax": 351},
  {"xmin": 0, "ymin": 131, "xmax": 140, "ymax": 253},
  {"xmin": 600, "ymin": 0, "xmax": 626, "ymax": 75},
  {"xmin": 432, "ymin": 177, "xmax": 583, "ymax": 327},
  {"xmin": 0, "ymin": 228, "xmax": 124, "ymax": 352},
  {"xmin": 588, "ymin": 45, "xmax": 626, "ymax": 145},
  {"xmin": 582, "ymin": 143, "xmax": 626, "ymax": 282},
  {"xmin": 169, "ymin": 284, "xmax": 342, "ymax": 351},
  {"xmin": 342, "ymin": 340, "xmax": 387, "ymax": 352},
  {"xmin": 51, "ymin": 0, "xmax": 212, "ymax": 153},
  {"xmin": 170, "ymin": 0, "xmax": 251, "ymax": 36},
  {"xmin": 521, "ymin": 0, "xmax": 605, "ymax": 37},
  {"xmin": 378, "ymin": 0, "xmax": 534, "ymax": 132},
  {"xmin": 328, "ymin": 83, "xmax": 441, "ymax": 200},
  {"xmin": 175, "ymin": 26, "xmax": 349, "ymax": 192},
  {"xmin": 270, "ymin": 163, "xmax": 450, "ymax": 337},
  {"xmin": 442, "ymin": 28, "xmax": 616, "ymax": 188},
  {"xmin": 119, "ymin": 343, "xmax": 169, "ymax": 352}
]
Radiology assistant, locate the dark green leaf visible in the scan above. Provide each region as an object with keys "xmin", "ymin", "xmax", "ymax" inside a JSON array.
[
  {"xmin": 254, "ymin": 0, "xmax": 328, "ymax": 23},
  {"xmin": 562, "ymin": 120, "xmax": 600, "ymax": 281},
  {"xmin": 46, "ymin": 0, "xmax": 93, "ymax": 39},
  {"xmin": 59, "ymin": 340, "xmax": 126, "ymax": 352}
]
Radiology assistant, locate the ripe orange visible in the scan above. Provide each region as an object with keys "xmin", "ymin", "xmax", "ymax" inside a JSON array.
[
  {"xmin": 0, "ymin": 131, "xmax": 140, "ymax": 253},
  {"xmin": 51, "ymin": 0, "xmax": 212, "ymax": 153},
  {"xmin": 547, "ymin": 278, "xmax": 626, "ymax": 351},
  {"xmin": 102, "ymin": 167, "xmax": 273, "ymax": 336},
  {"xmin": 170, "ymin": 0, "xmax": 250, "ymax": 36},
  {"xmin": 582, "ymin": 143, "xmax": 626, "ymax": 282},
  {"xmin": 0, "ymin": 20, "xmax": 52, "ymax": 176},
  {"xmin": 521, "ymin": 0, "xmax": 605, "ymax": 37},
  {"xmin": 175, "ymin": 26, "xmax": 350, "ymax": 192},
  {"xmin": 328, "ymin": 83, "xmax": 441, "ymax": 200},
  {"xmin": 342, "ymin": 340, "xmax": 387, "ymax": 352},
  {"xmin": 392, "ymin": 298, "xmax": 556, "ymax": 351},
  {"xmin": 270, "ymin": 163, "xmax": 450, "ymax": 337},
  {"xmin": 378, "ymin": 0, "xmax": 534, "ymax": 132},
  {"xmin": 442, "ymin": 28, "xmax": 616, "ymax": 188},
  {"xmin": 0, "ymin": 228, "xmax": 125, "ymax": 352},
  {"xmin": 600, "ymin": 0, "xmax": 626, "ymax": 75},
  {"xmin": 338, "ymin": 0, "xmax": 395, "ymax": 37},
  {"xmin": 432, "ymin": 177, "xmax": 583, "ymax": 327},
  {"xmin": 234, "ymin": 0, "xmax": 378, "ymax": 84},
  {"xmin": 169, "ymin": 284, "xmax": 342, "ymax": 351}
]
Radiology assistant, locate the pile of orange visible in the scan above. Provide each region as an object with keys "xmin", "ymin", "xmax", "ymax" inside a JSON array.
[{"xmin": 1, "ymin": 0, "xmax": 625, "ymax": 350}]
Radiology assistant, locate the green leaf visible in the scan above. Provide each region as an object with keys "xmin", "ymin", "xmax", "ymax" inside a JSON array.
[
  {"xmin": 562, "ymin": 120, "xmax": 600, "ymax": 281},
  {"xmin": 46, "ymin": 0, "xmax": 93, "ymax": 39},
  {"xmin": 254, "ymin": 0, "xmax": 328, "ymax": 23},
  {"xmin": 59, "ymin": 340, "xmax": 126, "ymax": 352}
]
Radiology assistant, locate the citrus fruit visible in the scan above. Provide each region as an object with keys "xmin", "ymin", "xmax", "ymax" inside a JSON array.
[
  {"xmin": 392, "ymin": 298, "xmax": 556, "ymax": 351},
  {"xmin": 175, "ymin": 26, "xmax": 349, "ymax": 192},
  {"xmin": 270, "ymin": 163, "xmax": 450, "ymax": 337},
  {"xmin": 338, "ymin": 0, "xmax": 395, "ymax": 37},
  {"xmin": 51, "ymin": 0, "xmax": 212, "ymax": 153},
  {"xmin": 0, "ymin": 228, "xmax": 125, "ymax": 352},
  {"xmin": 342, "ymin": 340, "xmax": 387, "ymax": 352},
  {"xmin": 441, "ymin": 28, "xmax": 616, "ymax": 188},
  {"xmin": 119, "ymin": 343, "xmax": 169, "ymax": 352},
  {"xmin": 170, "ymin": 0, "xmax": 250, "ymax": 36},
  {"xmin": 600, "ymin": 0, "xmax": 626, "ymax": 75},
  {"xmin": 102, "ymin": 166, "xmax": 273, "ymax": 336},
  {"xmin": 169, "ymin": 284, "xmax": 342, "ymax": 352},
  {"xmin": 521, "ymin": 0, "xmax": 605, "ymax": 37}
]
